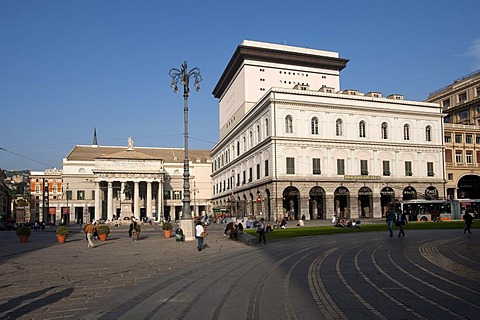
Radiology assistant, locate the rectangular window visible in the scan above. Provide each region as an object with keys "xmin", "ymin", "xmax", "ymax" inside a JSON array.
[
  {"xmin": 92, "ymin": 190, "xmax": 95, "ymax": 200},
  {"xmin": 237, "ymin": 173, "xmax": 240, "ymax": 186},
  {"xmin": 427, "ymin": 162, "xmax": 434, "ymax": 176},
  {"xmin": 77, "ymin": 190, "xmax": 85, "ymax": 200},
  {"xmin": 445, "ymin": 149, "xmax": 453, "ymax": 163},
  {"xmin": 337, "ymin": 159, "xmax": 345, "ymax": 175},
  {"xmin": 477, "ymin": 86, "xmax": 480, "ymax": 97},
  {"xmin": 286, "ymin": 157, "xmax": 295, "ymax": 174},
  {"xmin": 466, "ymin": 152, "xmax": 473, "ymax": 164},
  {"xmin": 444, "ymin": 134, "xmax": 452, "ymax": 143},
  {"xmin": 163, "ymin": 190, "xmax": 171, "ymax": 200},
  {"xmin": 256, "ymin": 164, "xmax": 261, "ymax": 179},
  {"xmin": 313, "ymin": 158, "xmax": 321, "ymax": 175},
  {"xmin": 405, "ymin": 161, "xmax": 412, "ymax": 176},
  {"xmin": 248, "ymin": 167, "xmax": 253, "ymax": 182},
  {"xmin": 265, "ymin": 160, "xmax": 269, "ymax": 177},
  {"xmin": 448, "ymin": 173, "xmax": 454, "ymax": 180},
  {"xmin": 382, "ymin": 161, "xmax": 390, "ymax": 176},
  {"xmin": 242, "ymin": 171, "xmax": 246, "ymax": 184},
  {"xmin": 455, "ymin": 151, "xmax": 463, "ymax": 163},
  {"xmin": 173, "ymin": 191, "xmax": 182, "ymax": 200},
  {"xmin": 466, "ymin": 134, "xmax": 473, "ymax": 144},
  {"xmin": 477, "ymin": 136, "xmax": 480, "ymax": 144},
  {"xmin": 459, "ymin": 110, "xmax": 468, "ymax": 119},
  {"xmin": 455, "ymin": 134, "xmax": 462, "ymax": 143},
  {"xmin": 360, "ymin": 160, "xmax": 368, "ymax": 175},
  {"xmin": 66, "ymin": 190, "xmax": 72, "ymax": 201},
  {"xmin": 442, "ymin": 99, "xmax": 450, "ymax": 109},
  {"xmin": 458, "ymin": 92, "xmax": 467, "ymax": 104}
]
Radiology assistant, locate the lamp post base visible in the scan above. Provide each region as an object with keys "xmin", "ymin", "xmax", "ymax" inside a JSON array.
[{"xmin": 179, "ymin": 219, "xmax": 195, "ymax": 241}]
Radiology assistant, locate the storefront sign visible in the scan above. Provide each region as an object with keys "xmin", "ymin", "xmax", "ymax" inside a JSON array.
[
  {"xmin": 344, "ymin": 175, "xmax": 381, "ymax": 180},
  {"xmin": 425, "ymin": 187, "xmax": 439, "ymax": 200}
]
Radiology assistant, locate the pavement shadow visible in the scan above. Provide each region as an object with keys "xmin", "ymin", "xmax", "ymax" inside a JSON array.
[{"xmin": 0, "ymin": 285, "xmax": 74, "ymax": 319}]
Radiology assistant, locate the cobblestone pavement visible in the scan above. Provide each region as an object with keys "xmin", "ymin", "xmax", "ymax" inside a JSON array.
[{"xmin": 1, "ymin": 221, "xmax": 479, "ymax": 319}]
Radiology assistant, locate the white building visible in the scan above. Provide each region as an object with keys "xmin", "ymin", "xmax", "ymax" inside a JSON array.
[
  {"xmin": 210, "ymin": 40, "xmax": 444, "ymax": 221},
  {"xmin": 30, "ymin": 138, "xmax": 212, "ymax": 224}
]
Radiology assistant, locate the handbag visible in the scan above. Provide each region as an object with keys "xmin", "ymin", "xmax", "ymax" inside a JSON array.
[{"xmin": 201, "ymin": 231, "xmax": 206, "ymax": 238}]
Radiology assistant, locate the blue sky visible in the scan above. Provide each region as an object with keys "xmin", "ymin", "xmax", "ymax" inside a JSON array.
[{"xmin": 1, "ymin": 0, "xmax": 479, "ymax": 171}]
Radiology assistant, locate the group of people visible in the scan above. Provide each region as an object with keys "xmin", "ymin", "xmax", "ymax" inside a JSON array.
[
  {"xmin": 224, "ymin": 221, "xmax": 244, "ymax": 240},
  {"xmin": 128, "ymin": 217, "xmax": 141, "ymax": 241},
  {"xmin": 331, "ymin": 215, "xmax": 361, "ymax": 229},
  {"xmin": 385, "ymin": 210, "xmax": 408, "ymax": 237}
]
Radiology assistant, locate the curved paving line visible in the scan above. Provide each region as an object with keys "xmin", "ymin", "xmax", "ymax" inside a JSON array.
[
  {"xmin": 450, "ymin": 240, "xmax": 480, "ymax": 267},
  {"xmin": 388, "ymin": 246, "xmax": 480, "ymax": 313},
  {"xmin": 246, "ymin": 246, "xmax": 313, "ymax": 320},
  {"xmin": 403, "ymin": 245, "xmax": 478, "ymax": 296},
  {"xmin": 151, "ymin": 249, "xmax": 270, "ymax": 320},
  {"xmin": 380, "ymin": 246, "xmax": 464, "ymax": 319},
  {"xmin": 419, "ymin": 242, "xmax": 480, "ymax": 282},
  {"xmin": 283, "ymin": 249, "xmax": 316, "ymax": 320},
  {"xmin": 334, "ymin": 246, "xmax": 386, "ymax": 319},
  {"xmin": 308, "ymin": 247, "xmax": 347, "ymax": 319},
  {"xmin": 370, "ymin": 246, "xmax": 427, "ymax": 319},
  {"xmin": 180, "ymin": 250, "xmax": 274, "ymax": 320},
  {"xmin": 97, "ymin": 249, "xmax": 259, "ymax": 319}
]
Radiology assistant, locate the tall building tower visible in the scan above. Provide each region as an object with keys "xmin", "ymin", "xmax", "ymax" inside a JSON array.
[{"xmin": 211, "ymin": 40, "xmax": 444, "ymax": 221}]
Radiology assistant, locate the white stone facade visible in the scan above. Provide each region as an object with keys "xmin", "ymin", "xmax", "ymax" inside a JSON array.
[{"xmin": 211, "ymin": 41, "xmax": 445, "ymax": 221}]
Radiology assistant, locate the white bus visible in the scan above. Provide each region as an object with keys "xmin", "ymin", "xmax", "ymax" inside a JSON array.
[{"xmin": 396, "ymin": 199, "xmax": 480, "ymax": 222}]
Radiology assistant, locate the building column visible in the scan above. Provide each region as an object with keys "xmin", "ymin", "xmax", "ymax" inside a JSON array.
[
  {"xmin": 107, "ymin": 182, "xmax": 113, "ymax": 221},
  {"xmin": 157, "ymin": 180, "xmax": 163, "ymax": 221},
  {"xmin": 134, "ymin": 181, "xmax": 140, "ymax": 220},
  {"xmin": 95, "ymin": 181, "xmax": 101, "ymax": 221},
  {"xmin": 146, "ymin": 181, "xmax": 152, "ymax": 219},
  {"xmin": 121, "ymin": 181, "xmax": 126, "ymax": 201}
]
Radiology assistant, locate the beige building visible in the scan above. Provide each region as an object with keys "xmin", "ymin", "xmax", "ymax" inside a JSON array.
[
  {"xmin": 30, "ymin": 138, "xmax": 212, "ymax": 225},
  {"xmin": 426, "ymin": 69, "xmax": 480, "ymax": 200},
  {"xmin": 211, "ymin": 40, "xmax": 444, "ymax": 222}
]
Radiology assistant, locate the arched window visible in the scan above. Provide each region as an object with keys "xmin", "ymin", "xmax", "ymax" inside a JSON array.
[
  {"xmin": 265, "ymin": 118, "xmax": 269, "ymax": 137},
  {"xmin": 249, "ymin": 131, "xmax": 253, "ymax": 148},
  {"xmin": 236, "ymin": 141, "xmax": 240, "ymax": 156},
  {"xmin": 311, "ymin": 117, "xmax": 319, "ymax": 134},
  {"xmin": 359, "ymin": 121, "xmax": 366, "ymax": 138},
  {"xmin": 425, "ymin": 126, "xmax": 432, "ymax": 142},
  {"xmin": 335, "ymin": 119, "xmax": 343, "ymax": 136},
  {"xmin": 242, "ymin": 137, "xmax": 246, "ymax": 152},
  {"xmin": 256, "ymin": 125, "xmax": 260, "ymax": 143},
  {"xmin": 285, "ymin": 115, "xmax": 293, "ymax": 133},
  {"xmin": 381, "ymin": 122, "xmax": 388, "ymax": 139},
  {"xmin": 403, "ymin": 124, "xmax": 410, "ymax": 140}
]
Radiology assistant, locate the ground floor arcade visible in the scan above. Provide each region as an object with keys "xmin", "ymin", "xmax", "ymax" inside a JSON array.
[{"xmin": 212, "ymin": 180, "xmax": 444, "ymax": 222}]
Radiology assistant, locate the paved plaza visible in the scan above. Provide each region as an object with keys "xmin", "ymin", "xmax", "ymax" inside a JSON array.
[{"xmin": 0, "ymin": 221, "xmax": 479, "ymax": 319}]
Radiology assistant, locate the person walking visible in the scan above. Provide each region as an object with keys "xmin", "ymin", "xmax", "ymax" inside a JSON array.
[
  {"xmin": 463, "ymin": 210, "xmax": 474, "ymax": 234},
  {"xmin": 134, "ymin": 220, "xmax": 141, "ymax": 241},
  {"xmin": 257, "ymin": 218, "xmax": 267, "ymax": 244},
  {"xmin": 396, "ymin": 210, "xmax": 408, "ymax": 237},
  {"xmin": 84, "ymin": 220, "xmax": 95, "ymax": 248},
  {"xmin": 386, "ymin": 210, "xmax": 395, "ymax": 237},
  {"xmin": 195, "ymin": 221, "xmax": 206, "ymax": 251}
]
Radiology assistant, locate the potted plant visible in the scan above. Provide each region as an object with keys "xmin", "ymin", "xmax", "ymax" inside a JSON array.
[
  {"xmin": 162, "ymin": 221, "xmax": 173, "ymax": 238},
  {"xmin": 16, "ymin": 225, "xmax": 31, "ymax": 243},
  {"xmin": 97, "ymin": 225, "xmax": 110, "ymax": 241},
  {"xmin": 56, "ymin": 226, "xmax": 69, "ymax": 243}
]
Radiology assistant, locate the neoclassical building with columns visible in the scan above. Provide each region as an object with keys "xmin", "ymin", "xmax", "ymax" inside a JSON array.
[
  {"xmin": 210, "ymin": 40, "xmax": 445, "ymax": 222},
  {"xmin": 30, "ymin": 138, "xmax": 212, "ymax": 224}
]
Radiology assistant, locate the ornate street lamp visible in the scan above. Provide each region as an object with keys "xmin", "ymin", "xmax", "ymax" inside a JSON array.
[{"xmin": 169, "ymin": 61, "xmax": 201, "ymax": 221}]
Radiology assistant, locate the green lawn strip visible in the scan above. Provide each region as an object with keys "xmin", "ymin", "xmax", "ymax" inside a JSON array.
[{"xmin": 244, "ymin": 221, "xmax": 470, "ymax": 241}]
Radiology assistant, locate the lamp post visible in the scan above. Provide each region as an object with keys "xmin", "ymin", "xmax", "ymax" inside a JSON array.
[
  {"xmin": 64, "ymin": 183, "xmax": 69, "ymax": 226},
  {"xmin": 193, "ymin": 181, "xmax": 200, "ymax": 217},
  {"xmin": 169, "ymin": 61, "xmax": 201, "ymax": 220}
]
